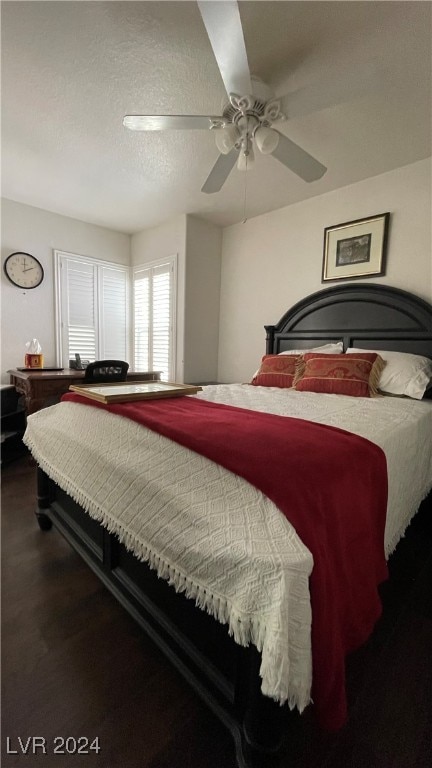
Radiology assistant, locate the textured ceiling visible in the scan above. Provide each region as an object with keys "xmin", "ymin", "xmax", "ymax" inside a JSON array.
[{"xmin": 1, "ymin": 1, "xmax": 431, "ymax": 234}]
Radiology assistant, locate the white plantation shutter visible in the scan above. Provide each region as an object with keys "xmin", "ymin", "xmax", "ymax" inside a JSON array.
[
  {"xmin": 100, "ymin": 266, "xmax": 128, "ymax": 360},
  {"xmin": 55, "ymin": 252, "xmax": 129, "ymax": 368},
  {"xmin": 134, "ymin": 272, "xmax": 150, "ymax": 371},
  {"xmin": 152, "ymin": 265, "xmax": 171, "ymax": 377},
  {"xmin": 66, "ymin": 259, "xmax": 97, "ymax": 361},
  {"xmin": 133, "ymin": 257, "xmax": 175, "ymax": 380}
]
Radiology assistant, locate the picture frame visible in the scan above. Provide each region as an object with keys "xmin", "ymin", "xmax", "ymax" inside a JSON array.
[
  {"xmin": 322, "ymin": 212, "xmax": 390, "ymax": 282},
  {"xmin": 69, "ymin": 381, "xmax": 202, "ymax": 404}
]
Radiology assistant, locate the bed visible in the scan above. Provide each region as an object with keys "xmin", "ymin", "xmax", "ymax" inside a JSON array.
[{"xmin": 25, "ymin": 283, "xmax": 432, "ymax": 768}]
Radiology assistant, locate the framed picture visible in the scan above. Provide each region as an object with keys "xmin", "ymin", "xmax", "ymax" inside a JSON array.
[
  {"xmin": 69, "ymin": 381, "xmax": 202, "ymax": 404},
  {"xmin": 322, "ymin": 212, "xmax": 390, "ymax": 282}
]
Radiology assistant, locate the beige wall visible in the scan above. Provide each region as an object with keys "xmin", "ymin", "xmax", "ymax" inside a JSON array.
[
  {"xmin": 1, "ymin": 205, "xmax": 222, "ymax": 387},
  {"xmin": 3, "ymin": 159, "xmax": 431, "ymax": 388},
  {"xmin": 218, "ymin": 158, "xmax": 432, "ymax": 383},
  {"xmin": 1, "ymin": 198, "xmax": 130, "ymax": 383},
  {"xmin": 184, "ymin": 216, "xmax": 222, "ymax": 384},
  {"xmin": 130, "ymin": 214, "xmax": 187, "ymax": 268}
]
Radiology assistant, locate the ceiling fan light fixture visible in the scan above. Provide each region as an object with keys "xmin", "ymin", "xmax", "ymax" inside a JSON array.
[
  {"xmin": 255, "ymin": 126, "xmax": 279, "ymax": 154},
  {"xmin": 237, "ymin": 143, "xmax": 255, "ymax": 171},
  {"xmin": 215, "ymin": 124, "xmax": 239, "ymax": 154}
]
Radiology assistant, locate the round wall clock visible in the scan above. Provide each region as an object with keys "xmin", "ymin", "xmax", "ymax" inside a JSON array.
[{"xmin": 3, "ymin": 252, "xmax": 44, "ymax": 289}]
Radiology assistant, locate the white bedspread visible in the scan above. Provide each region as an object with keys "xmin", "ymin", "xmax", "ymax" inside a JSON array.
[{"xmin": 24, "ymin": 386, "xmax": 432, "ymax": 713}]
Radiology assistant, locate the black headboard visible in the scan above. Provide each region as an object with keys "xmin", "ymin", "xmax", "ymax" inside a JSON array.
[{"xmin": 266, "ymin": 284, "xmax": 432, "ymax": 359}]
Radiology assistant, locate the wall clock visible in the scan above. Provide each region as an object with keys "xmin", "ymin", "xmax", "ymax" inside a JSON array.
[{"xmin": 3, "ymin": 252, "xmax": 44, "ymax": 289}]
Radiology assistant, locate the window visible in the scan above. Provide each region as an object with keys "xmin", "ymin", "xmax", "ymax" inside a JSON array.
[
  {"xmin": 55, "ymin": 251, "xmax": 129, "ymax": 368},
  {"xmin": 133, "ymin": 257, "xmax": 176, "ymax": 380}
]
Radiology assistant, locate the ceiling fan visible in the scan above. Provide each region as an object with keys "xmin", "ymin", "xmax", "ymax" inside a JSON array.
[{"xmin": 123, "ymin": 1, "xmax": 327, "ymax": 194}]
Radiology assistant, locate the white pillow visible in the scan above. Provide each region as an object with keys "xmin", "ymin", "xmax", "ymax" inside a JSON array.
[
  {"xmin": 346, "ymin": 348, "xmax": 432, "ymax": 399},
  {"xmin": 279, "ymin": 342, "xmax": 343, "ymax": 355}
]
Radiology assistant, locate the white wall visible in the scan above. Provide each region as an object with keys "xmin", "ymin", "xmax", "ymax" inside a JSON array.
[
  {"xmin": 1, "ymin": 198, "xmax": 130, "ymax": 383},
  {"xmin": 184, "ymin": 216, "xmax": 222, "ymax": 383},
  {"xmin": 130, "ymin": 214, "xmax": 187, "ymax": 381},
  {"xmin": 218, "ymin": 158, "xmax": 432, "ymax": 383}
]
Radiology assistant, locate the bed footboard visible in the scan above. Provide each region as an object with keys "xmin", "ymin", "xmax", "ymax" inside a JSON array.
[{"xmin": 35, "ymin": 467, "xmax": 290, "ymax": 768}]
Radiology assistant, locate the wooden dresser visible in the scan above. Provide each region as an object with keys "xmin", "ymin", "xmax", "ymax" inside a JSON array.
[{"xmin": 8, "ymin": 369, "xmax": 162, "ymax": 414}]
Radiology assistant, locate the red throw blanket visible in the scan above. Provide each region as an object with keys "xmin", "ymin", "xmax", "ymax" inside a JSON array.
[{"xmin": 62, "ymin": 393, "xmax": 388, "ymax": 729}]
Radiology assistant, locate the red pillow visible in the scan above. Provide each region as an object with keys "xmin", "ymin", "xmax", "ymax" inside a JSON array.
[
  {"xmin": 294, "ymin": 353, "xmax": 385, "ymax": 397},
  {"xmin": 251, "ymin": 354, "xmax": 301, "ymax": 388}
]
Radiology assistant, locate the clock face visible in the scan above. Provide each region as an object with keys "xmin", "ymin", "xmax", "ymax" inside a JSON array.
[{"xmin": 4, "ymin": 252, "xmax": 44, "ymax": 289}]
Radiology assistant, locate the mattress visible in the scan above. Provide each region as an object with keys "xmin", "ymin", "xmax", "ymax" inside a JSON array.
[
  {"xmin": 198, "ymin": 385, "xmax": 432, "ymax": 556},
  {"xmin": 23, "ymin": 385, "xmax": 432, "ymax": 713}
]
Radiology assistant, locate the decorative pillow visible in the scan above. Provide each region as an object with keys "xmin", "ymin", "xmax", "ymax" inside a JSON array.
[
  {"xmin": 346, "ymin": 348, "xmax": 432, "ymax": 399},
  {"xmin": 279, "ymin": 342, "xmax": 343, "ymax": 355},
  {"xmin": 251, "ymin": 354, "xmax": 301, "ymax": 388},
  {"xmin": 294, "ymin": 353, "xmax": 385, "ymax": 397},
  {"xmin": 251, "ymin": 343, "xmax": 344, "ymax": 381}
]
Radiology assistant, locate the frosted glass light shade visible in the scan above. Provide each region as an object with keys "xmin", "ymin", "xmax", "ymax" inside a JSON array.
[
  {"xmin": 215, "ymin": 125, "xmax": 239, "ymax": 155},
  {"xmin": 255, "ymin": 126, "xmax": 279, "ymax": 154},
  {"xmin": 237, "ymin": 144, "xmax": 255, "ymax": 171}
]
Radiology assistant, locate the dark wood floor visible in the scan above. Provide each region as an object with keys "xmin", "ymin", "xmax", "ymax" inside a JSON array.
[{"xmin": 2, "ymin": 456, "xmax": 431, "ymax": 768}]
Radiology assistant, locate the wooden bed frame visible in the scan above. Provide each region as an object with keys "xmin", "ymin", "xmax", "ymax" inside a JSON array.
[{"xmin": 34, "ymin": 284, "xmax": 432, "ymax": 768}]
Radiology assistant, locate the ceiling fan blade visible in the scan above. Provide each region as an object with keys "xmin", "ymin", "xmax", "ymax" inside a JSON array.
[
  {"xmin": 123, "ymin": 115, "xmax": 222, "ymax": 131},
  {"xmin": 272, "ymin": 133, "xmax": 327, "ymax": 182},
  {"xmin": 197, "ymin": 1, "xmax": 252, "ymax": 96},
  {"xmin": 201, "ymin": 150, "xmax": 238, "ymax": 194}
]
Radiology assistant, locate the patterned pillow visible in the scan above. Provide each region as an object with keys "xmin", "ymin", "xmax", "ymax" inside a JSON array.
[
  {"xmin": 294, "ymin": 353, "xmax": 385, "ymax": 397},
  {"xmin": 251, "ymin": 354, "xmax": 301, "ymax": 388}
]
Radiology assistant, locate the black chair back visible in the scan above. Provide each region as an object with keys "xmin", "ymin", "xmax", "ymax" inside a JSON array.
[{"xmin": 83, "ymin": 360, "xmax": 129, "ymax": 383}]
